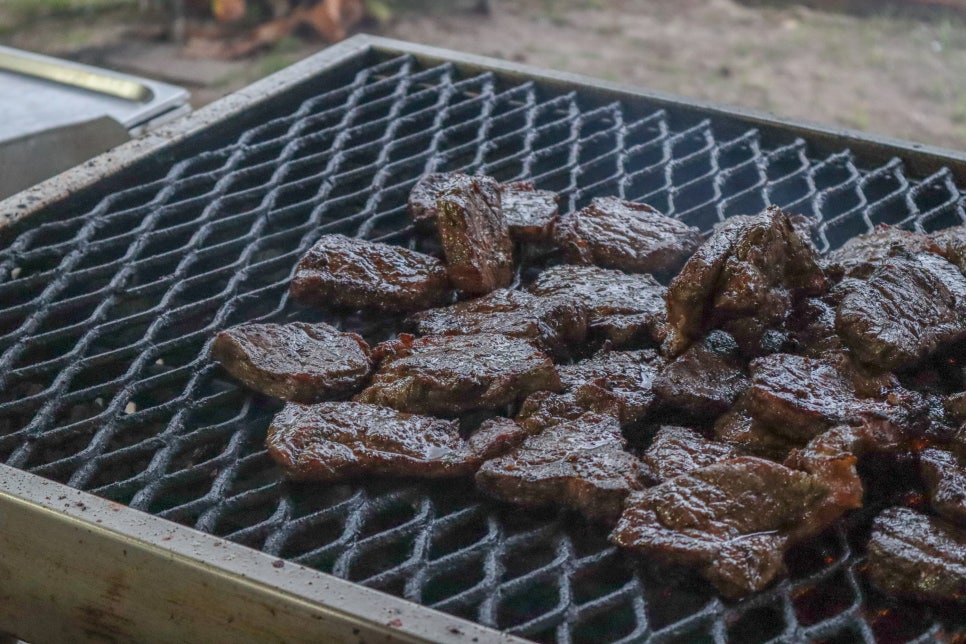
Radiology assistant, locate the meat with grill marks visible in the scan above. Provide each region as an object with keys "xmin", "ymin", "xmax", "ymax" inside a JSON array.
[
  {"xmin": 554, "ymin": 196, "xmax": 702, "ymax": 278},
  {"xmin": 664, "ymin": 206, "xmax": 827, "ymax": 358},
  {"xmin": 557, "ymin": 348, "xmax": 662, "ymax": 424},
  {"xmin": 653, "ymin": 330, "xmax": 748, "ymax": 417},
  {"xmin": 611, "ymin": 456, "xmax": 843, "ymax": 597},
  {"xmin": 354, "ymin": 333, "xmax": 562, "ymax": 415},
  {"xmin": 406, "ymin": 289, "xmax": 587, "ymax": 356},
  {"xmin": 476, "ymin": 412, "xmax": 645, "ymax": 524},
  {"xmin": 528, "ymin": 264, "xmax": 668, "ymax": 347},
  {"xmin": 825, "ymin": 224, "xmax": 941, "ymax": 280},
  {"xmin": 835, "ymin": 253, "xmax": 966, "ymax": 371},
  {"xmin": 212, "ymin": 321, "xmax": 372, "ymax": 403},
  {"xmin": 267, "ymin": 401, "xmax": 529, "ymax": 481},
  {"xmin": 641, "ymin": 425, "xmax": 742, "ymax": 483},
  {"xmin": 920, "ymin": 447, "xmax": 966, "ymax": 527},
  {"xmin": 501, "ymin": 181, "xmax": 559, "ymax": 243},
  {"xmin": 434, "ymin": 173, "xmax": 515, "ymax": 295},
  {"xmin": 290, "ymin": 234, "xmax": 451, "ymax": 313},
  {"xmin": 866, "ymin": 507, "xmax": 966, "ymax": 604}
]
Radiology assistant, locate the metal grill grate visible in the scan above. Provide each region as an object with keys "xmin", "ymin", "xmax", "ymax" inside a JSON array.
[{"xmin": 2, "ymin": 46, "xmax": 966, "ymax": 643}]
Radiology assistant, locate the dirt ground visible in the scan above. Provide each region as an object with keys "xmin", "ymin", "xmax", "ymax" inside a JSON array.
[{"xmin": 3, "ymin": 0, "xmax": 966, "ymax": 151}]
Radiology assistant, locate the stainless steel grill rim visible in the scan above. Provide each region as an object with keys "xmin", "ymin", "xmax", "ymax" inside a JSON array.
[{"xmin": 2, "ymin": 35, "xmax": 966, "ymax": 644}]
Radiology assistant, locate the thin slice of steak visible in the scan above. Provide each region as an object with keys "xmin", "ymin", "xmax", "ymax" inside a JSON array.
[
  {"xmin": 290, "ymin": 234, "xmax": 451, "ymax": 313},
  {"xmin": 212, "ymin": 322, "xmax": 372, "ymax": 403},
  {"xmin": 866, "ymin": 507, "xmax": 966, "ymax": 603},
  {"xmin": 476, "ymin": 412, "xmax": 644, "ymax": 524},
  {"xmin": 355, "ymin": 333, "xmax": 562, "ymax": 415}
]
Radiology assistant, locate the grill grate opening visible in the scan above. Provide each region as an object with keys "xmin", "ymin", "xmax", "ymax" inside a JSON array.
[{"xmin": 2, "ymin": 47, "xmax": 966, "ymax": 642}]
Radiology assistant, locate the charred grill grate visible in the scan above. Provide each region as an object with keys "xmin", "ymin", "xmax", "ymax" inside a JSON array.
[{"xmin": 2, "ymin": 47, "xmax": 966, "ymax": 642}]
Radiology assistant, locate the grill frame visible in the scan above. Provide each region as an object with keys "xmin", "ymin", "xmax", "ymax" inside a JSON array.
[{"xmin": 2, "ymin": 34, "xmax": 966, "ymax": 643}]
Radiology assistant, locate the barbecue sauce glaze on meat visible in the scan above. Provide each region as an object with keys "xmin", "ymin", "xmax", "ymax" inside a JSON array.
[{"xmin": 229, "ymin": 175, "xmax": 966, "ymax": 605}]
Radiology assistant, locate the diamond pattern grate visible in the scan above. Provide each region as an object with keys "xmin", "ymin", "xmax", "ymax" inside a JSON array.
[{"xmin": 2, "ymin": 49, "xmax": 966, "ymax": 642}]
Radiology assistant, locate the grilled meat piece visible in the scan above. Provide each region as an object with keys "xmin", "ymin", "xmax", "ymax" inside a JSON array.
[
  {"xmin": 826, "ymin": 224, "xmax": 940, "ymax": 280},
  {"xmin": 267, "ymin": 401, "xmax": 528, "ymax": 481},
  {"xmin": 558, "ymin": 348, "xmax": 662, "ymax": 424},
  {"xmin": 866, "ymin": 507, "xmax": 966, "ymax": 603},
  {"xmin": 290, "ymin": 234, "xmax": 451, "ymax": 313},
  {"xmin": 554, "ymin": 196, "xmax": 702, "ymax": 278},
  {"xmin": 642, "ymin": 426, "xmax": 742, "ymax": 482},
  {"xmin": 835, "ymin": 253, "xmax": 966, "ymax": 371},
  {"xmin": 434, "ymin": 173, "xmax": 514, "ymax": 295},
  {"xmin": 653, "ymin": 330, "xmax": 748, "ymax": 416},
  {"xmin": 476, "ymin": 412, "xmax": 645, "ymax": 523},
  {"xmin": 408, "ymin": 172, "xmax": 459, "ymax": 230},
  {"xmin": 932, "ymin": 224, "xmax": 966, "ymax": 275},
  {"xmin": 611, "ymin": 456, "xmax": 841, "ymax": 597},
  {"xmin": 714, "ymin": 404, "xmax": 803, "ymax": 459},
  {"xmin": 211, "ymin": 322, "xmax": 372, "ymax": 402},
  {"xmin": 501, "ymin": 181, "xmax": 559, "ymax": 243},
  {"xmin": 355, "ymin": 333, "xmax": 561, "ymax": 415},
  {"xmin": 406, "ymin": 289, "xmax": 587, "ymax": 356},
  {"xmin": 528, "ymin": 265, "xmax": 668, "ymax": 347},
  {"xmin": 920, "ymin": 448, "xmax": 966, "ymax": 527},
  {"xmin": 787, "ymin": 297, "xmax": 845, "ymax": 358},
  {"xmin": 664, "ymin": 206, "xmax": 827, "ymax": 358},
  {"xmin": 515, "ymin": 390, "xmax": 620, "ymax": 435}
]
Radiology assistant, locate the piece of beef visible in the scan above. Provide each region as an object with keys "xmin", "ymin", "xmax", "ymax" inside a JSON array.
[
  {"xmin": 787, "ymin": 297, "xmax": 845, "ymax": 358},
  {"xmin": 641, "ymin": 426, "xmax": 742, "ymax": 482},
  {"xmin": 825, "ymin": 224, "xmax": 941, "ymax": 280},
  {"xmin": 354, "ymin": 333, "xmax": 561, "ymax": 415},
  {"xmin": 835, "ymin": 253, "xmax": 966, "ymax": 371},
  {"xmin": 476, "ymin": 412, "xmax": 645, "ymax": 523},
  {"xmin": 528, "ymin": 265, "xmax": 668, "ymax": 347},
  {"xmin": 611, "ymin": 456, "xmax": 841, "ymax": 597},
  {"xmin": 408, "ymin": 172, "xmax": 459, "ymax": 230},
  {"xmin": 558, "ymin": 348, "xmax": 662, "ymax": 424},
  {"xmin": 514, "ymin": 390, "xmax": 620, "ymax": 435},
  {"xmin": 434, "ymin": 173, "xmax": 514, "ymax": 295},
  {"xmin": 406, "ymin": 289, "xmax": 587, "ymax": 356},
  {"xmin": 664, "ymin": 206, "xmax": 827, "ymax": 358},
  {"xmin": 785, "ymin": 420, "xmax": 910, "ymax": 510},
  {"xmin": 554, "ymin": 196, "xmax": 702, "ymax": 278},
  {"xmin": 290, "ymin": 234, "xmax": 451, "ymax": 313},
  {"xmin": 865, "ymin": 507, "xmax": 966, "ymax": 603},
  {"xmin": 714, "ymin": 403, "xmax": 803, "ymax": 459},
  {"xmin": 653, "ymin": 330, "xmax": 748, "ymax": 416},
  {"xmin": 744, "ymin": 353, "xmax": 928, "ymax": 443},
  {"xmin": 501, "ymin": 181, "xmax": 559, "ymax": 243},
  {"xmin": 919, "ymin": 448, "xmax": 966, "ymax": 527},
  {"xmin": 267, "ymin": 401, "xmax": 528, "ymax": 481},
  {"xmin": 211, "ymin": 322, "xmax": 372, "ymax": 403},
  {"xmin": 932, "ymin": 224, "xmax": 966, "ymax": 276}
]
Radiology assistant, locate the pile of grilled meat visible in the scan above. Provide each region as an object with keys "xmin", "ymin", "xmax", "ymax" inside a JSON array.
[{"xmin": 211, "ymin": 172, "xmax": 966, "ymax": 603}]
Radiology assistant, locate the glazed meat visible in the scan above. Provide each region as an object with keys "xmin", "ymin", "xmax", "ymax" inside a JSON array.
[
  {"xmin": 528, "ymin": 264, "xmax": 668, "ymax": 347},
  {"xmin": 836, "ymin": 253, "xmax": 966, "ymax": 371},
  {"xmin": 714, "ymin": 405, "xmax": 803, "ymax": 459},
  {"xmin": 501, "ymin": 181, "xmax": 559, "ymax": 242},
  {"xmin": 787, "ymin": 297, "xmax": 845, "ymax": 358},
  {"xmin": 408, "ymin": 172, "xmax": 458, "ymax": 230},
  {"xmin": 554, "ymin": 196, "xmax": 702, "ymax": 277},
  {"xmin": 267, "ymin": 402, "xmax": 528, "ymax": 481},
  {"xmin": 664, "ymin": 206, "xmax": 827, "ymax": 357},
  {"xmin": 865, "ymin": 507, "xmax": 966, "ymax": 603},
  {"xmin": 434, "ymin": 173, "xmax": 514, "ymax": 294},
  {"xmin": 641, "ymin": 425, "xmax": 742, "ymax": 482},
  {"xmin": 211, "ymin": 322, "xmax": 372, "ymax": 403},
  {"xmin": 354, "ymin": 333, "xmax": 562, "ymax": 415},
  {"xmin": 558, "ymin": 348, "xmax": 662, "ymax": 424},
  {"xmin": 406, "ymin": 289, "xmax": 587, "ymax": 355},
  {"xmin": 932, "ymin": 224, "xmax": 966, "ymax": 275},
  {"xmin": 825, "ymin": 224, "xmax": 940, "ymax": 279},
  {"xmin": 919, "ymin": 448, "xmax": 966, "ymax": 526},
  {"xmin": 476, "ymin": 412, "xmax": 645, "ymax": 523},
  {"xmin": 514, "ymin": 390, "xmax": 620, "ymax": 435},
  {"xmin": 290, "ymin": 234, "xmax": 451, "ymax": 313},
  {"xmin": 611, "ymin": 456, "xmax": 841, "ymax": 597},
  {"xmin": 653, "ymin": 330, "xmax": 748, "ymax": 416}
]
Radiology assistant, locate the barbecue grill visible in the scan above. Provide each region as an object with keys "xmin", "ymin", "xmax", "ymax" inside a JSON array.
[{"xmin": 2, "ymin": 35, "xmax": 966, "ymax": 643}]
